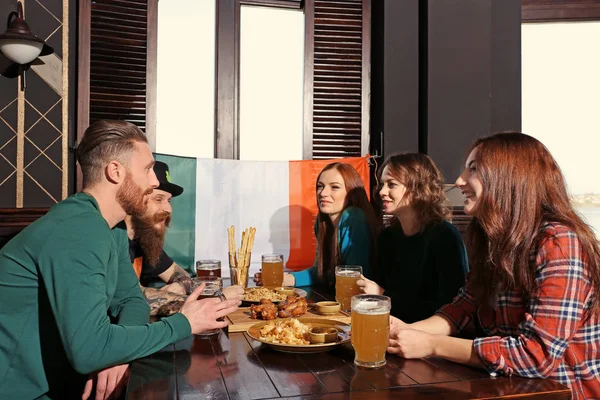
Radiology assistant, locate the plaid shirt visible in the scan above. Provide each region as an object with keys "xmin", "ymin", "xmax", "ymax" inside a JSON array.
[{"xmin": 438, "ymin": 224, "xmax": 600, "ymax": 400}]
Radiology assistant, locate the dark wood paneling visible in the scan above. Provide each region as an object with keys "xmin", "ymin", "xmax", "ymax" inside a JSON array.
[
  {"xmin": 427, "ymin": 0, "xmax": 491, "ymax": 182},
  {"xmin": 308, "ymin": 0, "xmax": 370, "ymax": 160},
  {"xmin": 523, "ymin": 0, "xmax": 600, "ymax": 22},
  {"xmin": 0, "ymin": 208, "xmax": 48, "ymax": 248},
  {"xmin": 303, "ymin": 0, "xmax": 316, "ymax": 159},
  {"xmin": 491, "ymin": 1, "xmax": 522, "ymax": 133},
  {"xmin": 371, "ymin": 0, "xmax": 420, "ymax": 160},
  {"xmin": 77, "ymin": 0, "xmax": 157, "ymax": 188},
  {"xmin": 145, "ymin": 0, "xmax": 158, "ymax": 151},
  {"xmin": 373, "ymin": 0, "xmax": 520, "ymax": 181},
  {"xmin": 427, "ymin": 0, "xmax": 521, "ymax": 182},
  {"xmin": 215, "ymin": 0, "xmax": 239, "ymax": 159}
]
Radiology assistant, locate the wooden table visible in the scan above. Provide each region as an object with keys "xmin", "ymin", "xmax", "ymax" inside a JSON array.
[{"xmin": 126, "ymin": 286, "xmax": 571, "ymax": 399}]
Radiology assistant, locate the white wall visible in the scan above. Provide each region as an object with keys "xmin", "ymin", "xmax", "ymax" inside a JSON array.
[
  {"xmin": 156, "ymin": 0, "xmax": 215, "ymax": 158},
  {"xmin": 522, "ymin": 22, "xmax": 600, "ymax": 232},
  {"xmin": 239, "ymin": 6, "xmax": 305, "ymax": 161}
]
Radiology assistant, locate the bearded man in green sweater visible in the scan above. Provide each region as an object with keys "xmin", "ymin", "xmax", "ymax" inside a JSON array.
[{"xmin": 0, "ymin": 120, "xmax": 240, "ymax": 399}]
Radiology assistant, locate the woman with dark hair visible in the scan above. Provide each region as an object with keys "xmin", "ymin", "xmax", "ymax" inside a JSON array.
[
  {"xmin": 255, "ymin": 162, "xmax": 379, "ymax": 287},
  {"xmin": 387, "ymin": 133, "xmax": 600, "ymax": 400},
  {"xmin": 357, "ymin": 153, "xmax": 468, "ymax": 322}
]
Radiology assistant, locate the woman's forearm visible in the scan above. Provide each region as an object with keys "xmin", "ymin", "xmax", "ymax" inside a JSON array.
[
  {"xmin": 410, "ymin": 314, "xmax": 456, "ymax": 336},
  {"xmin": 432, "ymin": 335, "xmax": 482, "ymax": 368}
]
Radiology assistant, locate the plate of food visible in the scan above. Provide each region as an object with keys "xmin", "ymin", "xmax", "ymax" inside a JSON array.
[
  {"xmin": 250, "ymin": 295, "xmax": 308, "ymax": 320},
  {"xmin": 247, "ymin": 318, "xmax": 350, "ymax": 354},
  {"xmin": 243, "ymin": 286, "xmax": 307, "ymax": 303}
]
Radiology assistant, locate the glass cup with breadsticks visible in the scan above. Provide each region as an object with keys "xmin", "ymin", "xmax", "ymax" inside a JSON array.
[{"xmin": 227, "ymin": 225, "xmax": 256, "ymax": 289}]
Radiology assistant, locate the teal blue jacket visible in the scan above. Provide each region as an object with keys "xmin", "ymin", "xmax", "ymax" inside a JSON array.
[{"xmin": 292, "ymin": 207, "xmax": 372, "ymax": 286}]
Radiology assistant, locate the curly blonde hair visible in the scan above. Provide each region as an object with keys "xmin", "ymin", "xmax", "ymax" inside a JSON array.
[{"xmin": 379, "ymin": 153, "xmax": 450, "ymax": 228}]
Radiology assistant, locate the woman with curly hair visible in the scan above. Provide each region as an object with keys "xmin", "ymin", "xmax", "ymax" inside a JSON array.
[
  {"xmin": 387, "ymin": 133, "xmax": 600, "ymax": 399},
  {"xmin": 358, "ymin": 153, "xmax": 468, "ymax": 322}
]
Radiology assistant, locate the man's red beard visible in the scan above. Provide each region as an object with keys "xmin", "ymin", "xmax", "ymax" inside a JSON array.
[
  {"xmin": 117, "ymin": 171, "xmax": 153, "ymax": 217},
  {"xmin": 132, "ymin": 211, "xmax": 172, "ymax": 267}
]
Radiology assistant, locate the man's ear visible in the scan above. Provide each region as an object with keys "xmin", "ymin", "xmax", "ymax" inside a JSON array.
[{"xmin": 105, "ymin": 160, "xmax": 125, "ymax": 184}]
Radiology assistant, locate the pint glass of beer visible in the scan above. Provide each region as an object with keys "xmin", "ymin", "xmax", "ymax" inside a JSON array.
[
  {"xmin": 196, "ymin": 259, "xmax": 222, "ymax": 278},
  {"xmin": 191, "ymin": 276, "xmax": 223, "ymax": 336},
  {"xmin": 351, "ymin": 294, "xmax": 391, "ymax": 368},
  {"xmin": 261, "ymin": 254, "xmax": 284, "ymax": 286},
  {"xmin": 335, "ymin": 265, "xmax": 362, "ymax": 312}
]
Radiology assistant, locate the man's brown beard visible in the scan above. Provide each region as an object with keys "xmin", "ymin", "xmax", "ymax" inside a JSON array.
[
  {"xmin": 117, "ymin": 171, "xmax": 152, "ymax": 217},
  {"xmin": 133, "ymin": 211, "xmax": 172, "ymax": 267}
]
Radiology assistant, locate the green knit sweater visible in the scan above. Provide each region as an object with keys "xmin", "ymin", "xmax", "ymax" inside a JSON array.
[{"xmin": 0, "ymin": 193, "xmax": 191, "ymax": 399}]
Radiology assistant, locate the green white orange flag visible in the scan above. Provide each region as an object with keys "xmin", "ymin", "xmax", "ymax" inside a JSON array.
[{"xmin": 155, "ymin": 154, "xmax": 370, "ymax": 277}]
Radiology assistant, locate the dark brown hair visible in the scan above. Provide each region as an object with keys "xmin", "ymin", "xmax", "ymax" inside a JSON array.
[
  {"xmin": 466, "ymin": 132, "xmax": 600, "ymax": 310},
  {"xmin": 379, "ymin": 153, "xmax": 451, "ymax": 228},
  {"xmin": 315, "ymin": 162, "xmax": 379, "ymax": 284},
  {"xmin": 76, "ymin": 120, "xmax": 148, "ymax": 188}
]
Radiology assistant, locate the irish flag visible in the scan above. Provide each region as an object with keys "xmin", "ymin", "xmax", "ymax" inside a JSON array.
[{"xmin": 155, "ymin": 154, "xmax": 370, "ymax": 277}]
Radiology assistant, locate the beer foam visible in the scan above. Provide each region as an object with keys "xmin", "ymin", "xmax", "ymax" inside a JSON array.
[
  {"xmin": 337, "ymin": 270, "xmax": 361, "ymax": 278},
  {"xmin": 353, "ymin": 300, "xmax": 389, "ymax": 315}
]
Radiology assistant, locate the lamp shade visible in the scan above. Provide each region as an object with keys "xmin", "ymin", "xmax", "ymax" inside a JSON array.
[
  {"xmin": 0, "ymin": 4, "xmax": 53, "ymax": 65},
  {"xmin": 0, "ymin": 38, "xmax": 43, "ymax": 64}
]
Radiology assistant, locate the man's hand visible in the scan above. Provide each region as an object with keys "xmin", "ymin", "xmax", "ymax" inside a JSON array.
[
  {"xmin": 387, "ymin": 328, "xmax": 436, "ymax": 359},
  {"xmin": 356, "ymin": 275, "xmax": 384, "ymax": 295},
  {"xmin": 82, "ymin": 364, "xmax": 129, "ymax": 400},
  {"xmin": 222, "ymin": 285, "xmax": 244, "ymax": 301},
  {"xmin": 179, "ymin": 283, "xmax": 240, "ymax": 334}
]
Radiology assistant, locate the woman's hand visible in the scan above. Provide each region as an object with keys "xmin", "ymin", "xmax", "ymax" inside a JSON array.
[
  {"xmin": 390, "ymin": 315, "xmax": 409, "ymax": 331},
  {"xmin": 253, "ymin": 272, "xmax": 263, "ymax": 286},
  {"xmin": 356, "ymin": 275, "xmax": 384, "ymax": 295},
  {"xmin": 388, "ymin": 327, "xmax": 436, "ymax": 359},
  {"xmin": 282, "ymin": 273, "xmax": 295, "ymax": 287}
]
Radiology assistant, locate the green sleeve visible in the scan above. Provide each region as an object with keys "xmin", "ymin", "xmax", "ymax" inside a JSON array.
[
  {"xmin": 38, "ymin": 214, "xmax": 191, "ymax": 375},
  {"xmin": 108, "ymin": 230, "xmax": 151, "ymax": 326},
  {"xmin": 338, "ymin": 208, "xmax": 372, "ymax": 278}
]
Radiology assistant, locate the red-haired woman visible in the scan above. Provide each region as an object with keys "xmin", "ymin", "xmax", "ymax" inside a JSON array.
[
  {"xmin": 387, "ymin": 133, "xmax": 600, "ymax": 399},
  {"xmin": 357, "ymin": 153, "xmax": 469, "ymax": 322},
  {"xmin": 255, "ymin": 162, "xmax": 379, "ymax": 287}
]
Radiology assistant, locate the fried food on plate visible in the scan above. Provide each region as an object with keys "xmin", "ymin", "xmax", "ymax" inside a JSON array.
[
  {"xmin": 259, "ymin": 318, "xmax": 311, "ymax": 345},
  {"xmin": 244, "ymin": 287, "xmax": 287, "ymax": 302},
  {"xmin": 250, "ymin": 299, "xmax": 279, "ymax": 320},
  {"xmin": 277, "ymin": 296, "xmax": 308, "ymax": 318}
]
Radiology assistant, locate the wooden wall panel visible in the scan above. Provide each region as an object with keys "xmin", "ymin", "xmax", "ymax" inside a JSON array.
[{"xmin": 0, "ymin": 0, "xmax": 72, "ymax": 216}]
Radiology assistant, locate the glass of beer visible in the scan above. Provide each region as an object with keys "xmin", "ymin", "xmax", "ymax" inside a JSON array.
[
  {"xmin": 335, "ymin": 265, "xmax": 362, "ymax": 312},
  {"xmin": 261, "ymin": 254, "xmax": 284, "ymax": 287},
  {"xmin": 196, "ymin": 259, "xmax": 222, "ymax": 278},
  {"xmin": 351, "ymin": 294, "xmax": 391, "ymax": 368},
  {"xmin": 191, "ymin": 276, "xmax": 224, "ymax": 336}
]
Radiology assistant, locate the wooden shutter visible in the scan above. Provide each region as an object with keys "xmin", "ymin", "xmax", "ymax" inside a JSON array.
[
  {"xmin": 78, "ymin": 0, "xmax": 157, "ymax": 148},
  {"xmin": 304, "ymin": 0, "xmax": 370, "ymax": 160}
]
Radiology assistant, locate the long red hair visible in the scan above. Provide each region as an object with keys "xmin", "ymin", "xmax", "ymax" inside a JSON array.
[
  {"xmin": 466, "ymin": 132, "xmax": 600, "ymax": 310},
  {"xmin": 315, "ymin": 162, "xmax": 379, "ymax": 285}
]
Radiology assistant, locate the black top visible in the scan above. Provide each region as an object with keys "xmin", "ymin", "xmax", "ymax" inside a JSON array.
[
  {"xmin": 374, "ymin": 220, "xmax": 469, "ymax": 323},
  {"xmin": 128, "ymin": 238, "xmax": 174, "ymax": 286}
]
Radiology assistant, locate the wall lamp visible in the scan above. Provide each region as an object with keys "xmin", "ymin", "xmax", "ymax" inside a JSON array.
[{"xmin": 0, "ymin": 2, "xmax": 53, "ymax": 90}]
